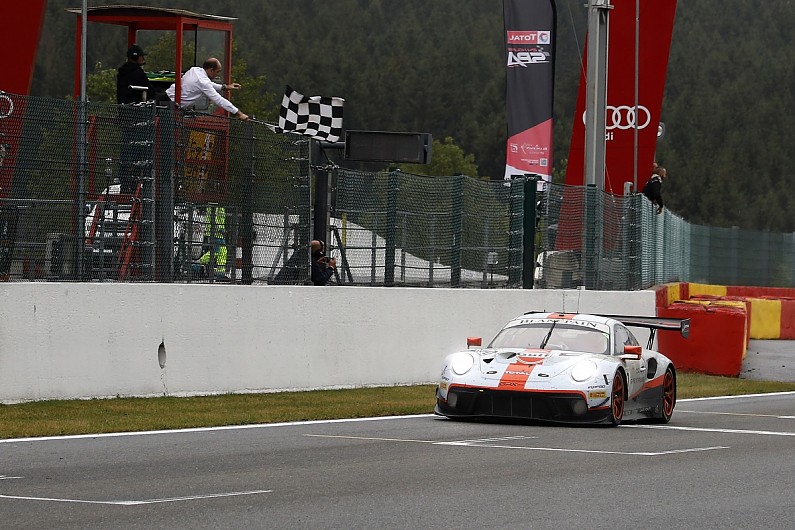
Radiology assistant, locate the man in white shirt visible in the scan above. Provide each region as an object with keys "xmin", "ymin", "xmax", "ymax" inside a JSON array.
[{"xmin": 166, "ymin": 58, "xmax": 249, "ymax": 120}]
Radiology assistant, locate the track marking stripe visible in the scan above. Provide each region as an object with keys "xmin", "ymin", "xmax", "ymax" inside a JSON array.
[
  {"xmin": 304, "ymin": 434, "xmax": 727, "ymax": 456},
  {"xmin": 304, "ymin": 434, "xmax": 437, "ymax": 444},
  {"xmin": 678, "ymin": 391, "xmax": 795, "ymax": 402},
  {"xmin": 1, "ymin": 391, "xmax": 793, "ymax": 444},
  {"xmin": 435, "ymin": 442, "xmax": 729, "ymax": 456},
  {"xmin": 0, "ymin": 414, "xmax": 437, "ymax": 444},
  {"xmin": 677, "ymin": 410, "xmax": 795, "ymax": 419},
  {"xmin": 628, "ymin": 425, "xmax": 795, "ymax": 436},
  {"xmin": 0, "ymin": 490, "xmax": 272, "ymax": 506}
]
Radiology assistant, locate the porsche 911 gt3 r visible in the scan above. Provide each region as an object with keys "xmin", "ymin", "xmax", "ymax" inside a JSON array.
[{"xmin": 435, "ymin": 312, "xmax": 690, "ymax": 426}]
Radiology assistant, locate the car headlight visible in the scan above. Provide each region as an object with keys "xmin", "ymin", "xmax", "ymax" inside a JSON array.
[
  {"xmin": 450, "ymin": 353, "xmax": 475, "ymax": 375},
  {"xmin": 571, "ymin": 360, "xmax": 598, "ymax": 382}
]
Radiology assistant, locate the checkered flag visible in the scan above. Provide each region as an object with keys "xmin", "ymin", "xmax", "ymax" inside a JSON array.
[{"xmin": 276, "ymin": 86, "xmax": 344, "ymax": 143}]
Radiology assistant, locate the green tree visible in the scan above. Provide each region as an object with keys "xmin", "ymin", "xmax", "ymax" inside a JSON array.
[
  {"xmin": 86, "ymin": 61, "xmax": 116, "ymax": 102},
  {"xmin": 399, "ymin": 137, "xmax": 480, "ymax": 178}
]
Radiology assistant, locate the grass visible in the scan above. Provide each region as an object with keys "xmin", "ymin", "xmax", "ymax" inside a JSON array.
[{"xmin": 1, "ymin": 373, "xmax": 794, "ymax": 440}]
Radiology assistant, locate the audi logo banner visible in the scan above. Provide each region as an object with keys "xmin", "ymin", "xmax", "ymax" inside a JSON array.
[
  {"xmin": 565, "ymin": 0, "xmax": 677, "ymax": 194},
  {"xmin": 582, "ymin": 106, "xmax": 652, "ymax": 131},
  {"xmin": 503, "ymin": 0, "xmax": 556, "ymax": 183}
]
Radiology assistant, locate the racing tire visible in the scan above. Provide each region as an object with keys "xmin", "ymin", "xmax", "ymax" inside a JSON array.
[
  {"xmin": 609, "ymin": 371, "xmax": 625, "ymax": 426},
  {"xmin": 651, "ymin": 366, "xmax": 676, "ymax": 424}
]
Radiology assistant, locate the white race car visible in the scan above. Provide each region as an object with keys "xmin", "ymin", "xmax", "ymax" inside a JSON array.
[{"xmin": 435, "ymin": 312, "xmax": 690, "ymax": 426}]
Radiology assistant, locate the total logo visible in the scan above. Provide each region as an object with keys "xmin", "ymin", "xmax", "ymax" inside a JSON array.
[
  {"xmin": 507, "ymin": 31, "xmax": 551, "ymax": 45},
  {"xmin": 507, "ymin": 50, "xmax": 550, "ymax": 67}
]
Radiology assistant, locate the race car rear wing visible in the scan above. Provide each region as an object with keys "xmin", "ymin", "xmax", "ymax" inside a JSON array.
[{"xmin": 604, "ymin": 315, "xmax": 690, "ymax": 349}]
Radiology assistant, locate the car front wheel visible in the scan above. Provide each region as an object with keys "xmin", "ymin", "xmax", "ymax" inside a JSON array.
[
  {"xmin": 651, "ymin": 366, "xmax": 676, "ymax": 424},
  {"xmin": 609, "ymin": 371, "xmax": 625, "ymax": 426}
]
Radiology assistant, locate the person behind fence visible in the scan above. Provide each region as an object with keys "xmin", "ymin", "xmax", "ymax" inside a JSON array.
[
  {"xmin": 196, "ymin": 206, "xmax": 228, "ymax": 279},
  {"xmin": 116, "ymin": 44, "xmax": 151, "ymax": 104},
  {"xmin": 165, "ymin": 58, "xmax": 249, "ymax": 121},
  {"xmin": 642, "ymin": 163, "xmax": 667, "ymax": 214},
  {"xmin": 311, "ymin": 239, "xmax": 336, "ymax": 286},
  {"xmin": 116, "ymin": 44, "xmax": 153, "ymax": 194}
]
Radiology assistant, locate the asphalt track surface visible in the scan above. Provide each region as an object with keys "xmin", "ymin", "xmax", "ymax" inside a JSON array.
[
  {"xmin": 2, "ymin": 390, "xmax": 794, "ymax": 530},
  {"xmin": 743, "ymin": 339, "xmax": 795, "ymax": 382}
]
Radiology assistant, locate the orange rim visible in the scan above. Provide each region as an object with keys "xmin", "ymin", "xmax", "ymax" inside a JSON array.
[
  {"xmin": 612, "ymin": 373, "xmax": 624, "ymax": 422},
  {"xmin": 662, "ymin": 370, "xmax": 675, "ymax": 417}
]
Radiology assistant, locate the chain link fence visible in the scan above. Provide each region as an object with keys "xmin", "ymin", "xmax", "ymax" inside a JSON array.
[
  {"xmin": 3, "ymin": 93, "xmax": 795, "ymax": 289},
  {"xmin": 535, "ymin": 182, "xmax": 795, "ymax": 289},
  {"xmin": 0, "ymin": 93, "xmax": 310, "ymax": 284},
  {"xmin": 330, "ymin": 169, "xmax": 524, "ymax": 287},
  {"xmin": 0, "ymin": 93, "xmax": 524, "ymax": 287}
]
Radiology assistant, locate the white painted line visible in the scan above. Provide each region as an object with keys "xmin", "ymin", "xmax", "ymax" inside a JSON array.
[
  {"xmin": 677, "ymin": 410, "xmax": 795, "ymax": 420},
  {"xmin": 1, "ymin": 391, "xmax": 792, "ymax": 444},
  {"xmin": 454, "ymin": 435, "xmax": 540, "ymax": 443},
  {"xmin": 679, "ymin": 391, "xmax": 795, "ymax": 402},
  {"xmin": 0, "ymin": 414, "xmax": 437, "ymax": 444},
  {"xmin": 304, "ymin": 434, "xmax": 438, "ymax": 444},
  {"xmin": 629, "ymin": 424, "xmax": 795, "ymax": 436},
  {"xmin": 0, "ymin": 475, "xmax": 22, "ymax": 480},
  {"xmin": 304, "ymin": 434, "xmax": 539, "ymax": 444},
  {"xmin": 0, "ymin": 489, "xmax": 272, "ymax": 506},
  {"xmin": 305, "ymin": 433, "xmax": 726, "ymax": 456},
  {"xmin": 433, "ymin": 441, "xmax": 729, "ymax": 456}
]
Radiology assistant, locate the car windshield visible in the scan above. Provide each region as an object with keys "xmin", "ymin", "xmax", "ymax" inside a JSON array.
[{"xmin": 488, "ymin": 323, "xmax": 610, "ymax": 355}]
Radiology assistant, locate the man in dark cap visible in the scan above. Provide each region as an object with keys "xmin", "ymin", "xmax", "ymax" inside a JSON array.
[
  {"xmin": 116, "ymin": 44, "xmax": 151, "ymax": 104},
  {"xmin": 116, "ymin": 44, "xmax": 153, "ymax": 193}
]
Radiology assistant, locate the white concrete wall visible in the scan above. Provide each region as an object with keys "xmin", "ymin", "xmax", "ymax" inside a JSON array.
[{"xmin": 0, "ymin": 283, "xmax": 656, "ymax": 403}]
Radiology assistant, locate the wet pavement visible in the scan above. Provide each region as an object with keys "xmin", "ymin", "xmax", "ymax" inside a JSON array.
[{"xmin": 741, "ymin": 340, "xmax": 795, "ymax": 382}]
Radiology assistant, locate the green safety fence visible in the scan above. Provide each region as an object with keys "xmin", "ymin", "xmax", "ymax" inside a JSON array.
[{"xmin": 3, "ymin": 92, "xmax": 794, "ymax": 289}]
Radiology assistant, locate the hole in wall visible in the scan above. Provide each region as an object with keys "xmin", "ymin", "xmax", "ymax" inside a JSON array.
[{"xmin": 158, "ymin": 341, "xmax": 167, "ymax": 368}]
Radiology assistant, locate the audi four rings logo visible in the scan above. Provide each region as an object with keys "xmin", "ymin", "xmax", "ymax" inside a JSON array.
[{"xmin": 582, "ymin": 105, "xmax": 651, "ymax": 130}]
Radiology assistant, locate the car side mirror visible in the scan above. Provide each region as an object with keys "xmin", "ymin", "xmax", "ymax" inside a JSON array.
[
  {"xmin": 623, "ymin": 344, "xmax": 642, "ymax": 358},
  {"xmin": 467, "ymin": 337, "xmax": 482, "ymax": 348}
]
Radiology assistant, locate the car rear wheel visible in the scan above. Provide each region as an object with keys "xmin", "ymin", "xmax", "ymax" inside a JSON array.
[
  {"xmin": 609, "ymin": 371, "xmax": 625, "ymax": 426},
  {"xmin": 652, "ymin": 367, "xmax": 676, "ymax": 424}
]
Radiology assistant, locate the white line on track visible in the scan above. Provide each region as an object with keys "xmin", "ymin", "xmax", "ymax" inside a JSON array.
[
  {"xmin": 304, "ymin": 434, "xmax": 438, "ymax": 444},
  {"xmin": 0, "ymin": 490, "xmax": 273, "ymax": 506},
  {"xmin": 304, "ymin": 433, "xmax": 727, "ymax": 456},
  {"xmin": 0, "ymin": 414, "xmax": 436, "ymax": 444},
  {"xmin": 627, "ymin": 424, "xmax": 795, "ymax": 437},
  {"xmin": 435, "ymin": 442, "xmax": 729, "ymax": 456},
  {"xmin": 677, "ymin": 410, "xmax": 795, "ymax": 419},
  {"xmin": 1, "ymin": 391, "xmax": 792, "ymax": 445},
  {"xmin": 0, "ymin": 475, "xmax": 23, "ymax": 480},
  {"xmin": 679, "ymin": 391, "xmax": 795, "ymax": 402}
]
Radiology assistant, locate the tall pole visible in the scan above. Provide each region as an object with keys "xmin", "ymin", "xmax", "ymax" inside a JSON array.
[
  {"xmin": 80, "ymin": 1, "xmax": 87, "ymax": 102},
  {"xmin": 633, "ymin": 0, "xmax": 640, "ymax": 193},
  {"xmin": 584, "ymin": 0, "xmax": 612, "ymax": 189},
  {"xmin": 76, "ymin": 0, "xmax": 88, "ymax": 279}
]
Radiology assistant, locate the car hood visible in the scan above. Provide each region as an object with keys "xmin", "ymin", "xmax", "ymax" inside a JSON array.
[{"xmin": 477, "ymin": 348, "xmax": 602, "ymax": 379}]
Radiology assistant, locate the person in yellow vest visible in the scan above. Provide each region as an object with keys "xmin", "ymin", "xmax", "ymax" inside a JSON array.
[{"xmin": 198, "ymin": 206, "xmax": 227, "ymax": 278}]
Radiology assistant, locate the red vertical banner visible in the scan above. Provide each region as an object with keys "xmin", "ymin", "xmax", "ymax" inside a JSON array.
[
  {"xmin": 503, "ymin": 0, "xmax": 556, "ymax": 184},
  {"xmin": 566, "ymin": 0, "xmax": 677, "ymax": 193},
  {"xmin": 2, "ymin": 1, "xmax": 47, "ymax": 96},
  {"xmin": 1, "ymin": 1, "xmax": 46, "ymax": 200}
]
